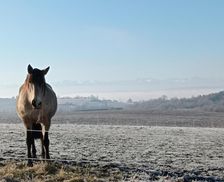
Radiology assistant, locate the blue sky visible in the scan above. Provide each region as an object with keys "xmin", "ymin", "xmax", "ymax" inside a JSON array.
[{"xmin": 0, "ymin": 0, "xmax": 224, "ymax": 99}]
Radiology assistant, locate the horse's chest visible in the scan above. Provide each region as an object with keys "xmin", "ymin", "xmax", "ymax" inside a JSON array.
[{"xmin": 23, "ymin": 107, "xmax": 47, "ymax": 121}]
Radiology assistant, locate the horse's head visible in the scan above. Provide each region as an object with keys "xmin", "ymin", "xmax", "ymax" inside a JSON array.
[{"xmin": 26, "ymin": 64, "xmax": 50, "ymax": 109}]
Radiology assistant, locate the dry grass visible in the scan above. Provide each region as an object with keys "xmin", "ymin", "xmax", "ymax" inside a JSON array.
[{"xmin": 0, "ymin": 161, "xmax": 123, "ymax": 182}]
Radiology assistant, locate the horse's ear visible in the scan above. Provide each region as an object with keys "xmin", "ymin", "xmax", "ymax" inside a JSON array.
[
  {"xmin": 43, "ymin": 66, "xmax": 50, "ymax": 75},
  {"xmin": 27, "ymin": 64, "xmax": 33, "ymax": 74}
]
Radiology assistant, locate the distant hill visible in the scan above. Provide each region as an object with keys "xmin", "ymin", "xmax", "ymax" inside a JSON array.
[
  {"xmin": 130, "ymin": 91, "xmax": 224, "ymax": 112},
  {"xmin": 0, "ymin": 96, "xmax": 125, "ymax": 114},
  {"xmin": 57, "ymin": 96, "xmax": 124, "ymax": 113},
  {"xmin": 0, "ymin": 91, "xmax": 224, "ymax": 115}
]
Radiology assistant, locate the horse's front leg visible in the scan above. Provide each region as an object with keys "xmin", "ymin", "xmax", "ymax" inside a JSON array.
[
  {"xmin": 32, "ymin": 138, "xmax": 37, "ymax": 159},
  {"xmin": 26, "ymin": 128, "xmax": 34, "ymax": 167},
  {"xmin": 42, "ymin": 123, "xmax": 50, "ymax": 160},
  {"xmin": 44, "ymin": 131, "xmax": 50, "ymax": 159},
  {"xmin": 41, "ymin": 137, "xmax": 45, "ymax": 159},
  {"xmin": 31, "ymin": 124, "xmax": 38, "ymax": 159}
]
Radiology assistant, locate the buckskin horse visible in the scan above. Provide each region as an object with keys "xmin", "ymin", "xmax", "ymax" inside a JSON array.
[{"xmin": 16, "ymin": 64, "xmax": 57, "ymax": 166}]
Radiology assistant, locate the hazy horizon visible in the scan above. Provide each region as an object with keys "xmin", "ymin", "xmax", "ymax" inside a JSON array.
[
  {"xmin": 0, "ymin": 1, "xmax": 224, "ymax": 101},
  {"xmin": 1, "ymin": 77, "xmax": 224, "ymax": 101}
]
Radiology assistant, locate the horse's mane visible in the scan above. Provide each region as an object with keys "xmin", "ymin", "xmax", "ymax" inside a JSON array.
[{"xmin": 25, "ymin": 74, "xmax": 31, "ymax": 85}]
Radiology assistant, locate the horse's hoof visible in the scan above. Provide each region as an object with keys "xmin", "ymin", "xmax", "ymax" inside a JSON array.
[
  {"xmin": 27, "ymin": 160, "xmax": 33, "ymax": 167},
  {"xmin": 27, "ymin": 163, "xmax": 33, "ymax": 167}
]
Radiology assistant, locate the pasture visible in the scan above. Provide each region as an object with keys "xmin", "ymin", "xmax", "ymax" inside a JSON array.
[{"xmin": 1, "ymin": 110, "xmax": 224, "ymax": 181}]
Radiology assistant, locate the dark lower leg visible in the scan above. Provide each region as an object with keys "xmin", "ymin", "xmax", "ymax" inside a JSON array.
[
  {"xmin": 26, "ymin": 130, "xmax": 33, "ymax": 166},
  {"xmin": 32, "ymin": 140, "xmax": 37, "ymax": 158},
  {"xmin": 44, "ymin": 132, "xmax": 50, "ymax": 159},
  {"xmin": 41, "ymin": 138, "xmax": 45, "ymax": 158}
]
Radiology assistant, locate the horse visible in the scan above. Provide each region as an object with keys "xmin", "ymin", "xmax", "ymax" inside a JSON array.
[{"xmin": 16, "ymin": 64, "xmax": 57, "ymax": 166}]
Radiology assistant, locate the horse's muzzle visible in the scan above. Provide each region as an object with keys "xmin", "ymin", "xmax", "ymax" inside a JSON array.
[{"xmin": 32, "ymin": 99, "xmax": 42, "ymax": 109}]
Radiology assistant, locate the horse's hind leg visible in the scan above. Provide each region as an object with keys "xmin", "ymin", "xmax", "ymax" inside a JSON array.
[
  {"xmin": 32, "ymin": 123, "xmax": 42, "ymax": 159},
  {"xmin": 41, "ymin": 132, "xmax": 50, "ymax": 160}
]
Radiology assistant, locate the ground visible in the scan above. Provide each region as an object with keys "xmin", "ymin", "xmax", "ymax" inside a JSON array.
[{"xmin": 1, "ymin": 110, "xmax": 224, "ymax": 181}]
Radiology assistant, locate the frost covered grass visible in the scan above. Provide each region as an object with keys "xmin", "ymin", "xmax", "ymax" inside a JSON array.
[
  {"xmin": 0, "ymin": 161, "xmax": 123, "ymax": 182},
  {"xmin": 1, "ymin": 123, "xmax": 224, "ymax": 181},
  {"xmin": 0, "ymin": 160, "xmax": 224, "ymax": 182}
]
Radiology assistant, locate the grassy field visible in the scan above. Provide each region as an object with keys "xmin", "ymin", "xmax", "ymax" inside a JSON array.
[
  {"xmin": 1, "ymin": 110, "xmax": 224, "ymax": 181},
  {"xmin": 0, "ymin": 161, "xmax": 125, "ymax": 182},
  {"xmin": 1, "ymin": 124, "xmax": 224, "ymax": 181}
]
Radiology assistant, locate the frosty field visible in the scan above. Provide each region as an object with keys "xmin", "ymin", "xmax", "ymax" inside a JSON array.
[{"xmin": 1, "ymin": 112, "xmax": 224, "ymax": 181}]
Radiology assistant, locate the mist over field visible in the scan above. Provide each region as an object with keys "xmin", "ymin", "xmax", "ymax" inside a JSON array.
[
  {"xmin": 1, "ymin": 77, "xmax": 224, "ymax": 101},
  {"xmin": 1, "ymin": 90, "xmax": 224, "ymax": 127}
]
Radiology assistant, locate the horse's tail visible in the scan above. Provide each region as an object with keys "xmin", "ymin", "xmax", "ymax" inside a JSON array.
[{"xmin": 32, "ymin": 123, "xmax": 42, "ymax": 139}]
